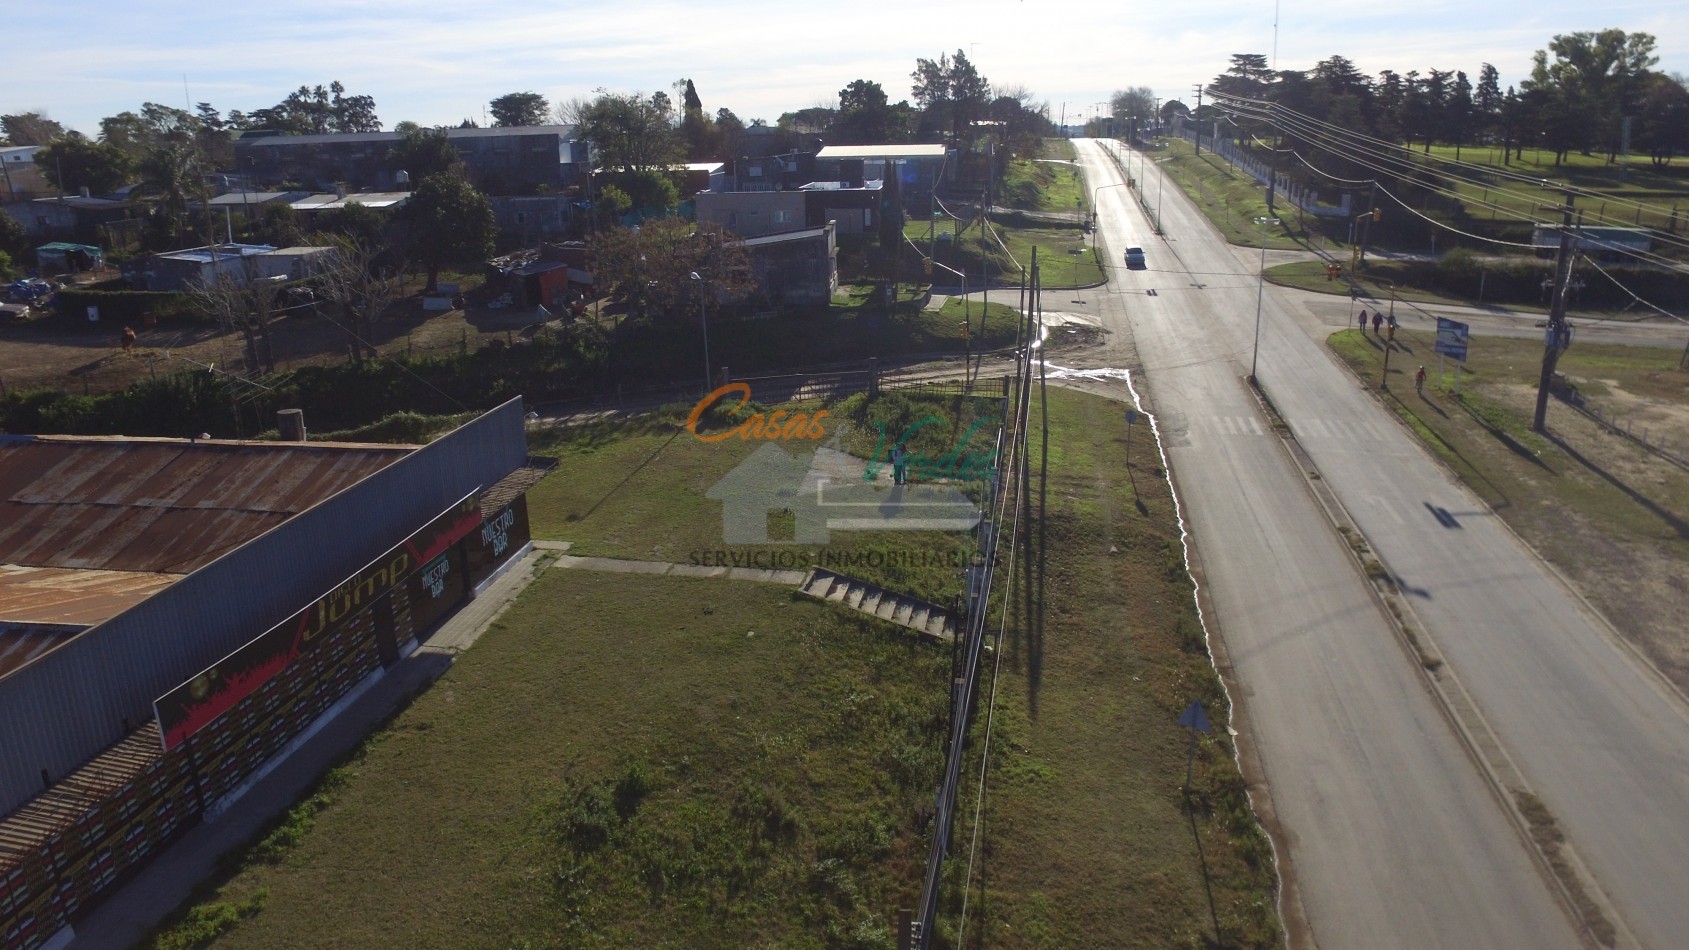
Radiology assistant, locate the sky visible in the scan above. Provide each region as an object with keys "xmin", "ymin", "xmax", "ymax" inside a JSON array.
[{"xmin": 6, "ymin": 1, "xmax": 1687, "ymax": 138}]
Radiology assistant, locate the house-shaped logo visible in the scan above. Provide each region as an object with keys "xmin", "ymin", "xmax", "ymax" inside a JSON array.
[{"xmin": 707, "ymin": 441, "xmax": 981, "ymax": 544}]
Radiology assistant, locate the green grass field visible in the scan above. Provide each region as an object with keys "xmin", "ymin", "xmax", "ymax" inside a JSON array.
[
  {"xmin": 998, "ymin": 157, "xmax": 1088, "ymax": 214},
  {"xmin": 1156, "ymin": 139, "xmax": 1308, "ymax": 251},
  {"xmin": 149, "ymin": 385, "xmax": 1277, "ymax": 948}
]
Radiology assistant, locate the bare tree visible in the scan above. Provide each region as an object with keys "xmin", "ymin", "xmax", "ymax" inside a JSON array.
[
  {"xmin": 186, "ymin": 259, "xmax": 280, "ymax": 375},
  {"xmin": 314, "ymin": 238, "xmax": 400, "ymax": 364}
]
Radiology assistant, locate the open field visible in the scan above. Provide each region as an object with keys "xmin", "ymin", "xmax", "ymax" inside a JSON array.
[
  {"xmin": 998, "ymin": 156, "xmax": 1088, "ymax": 214},
  {"xmin": 148, "ymin": 570, "xmax": 952, "ymax": 949},
  {"xmin": 1327, "ymin": 328, "xmax": 1689, "ymax": 692},
  {"xmin": 524, "ymin": 389, "xmax": 1001, "ymax": 604},
  {"xmin": 903, "ymin": 218, "xmax": 1103, "ymax": 290},
  {"xmin": 148, "ymin": 383, "xmax": 1276, "ymax": 947}
]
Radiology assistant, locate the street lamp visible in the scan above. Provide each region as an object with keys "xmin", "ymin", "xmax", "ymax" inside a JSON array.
[
  {"xmin": 690, "ymin": 271, "xmax": 711, "ymax": 391},
  {"xmin": 1250, "ymin": 216, "xmax": 1280, "ymax": 381},
  {"xmin": 1091, "ymin": 181, "xmax": 1129, "ymax": 248}
]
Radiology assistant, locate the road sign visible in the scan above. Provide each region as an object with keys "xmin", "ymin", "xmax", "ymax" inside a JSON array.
[
  {"xmin": 1126, "ymin": 409, "xmax": 1138, "ymax": 426},
  {"xmin": 1178, "ymin": 700, "xmax": 1212, "ymax": 791},
  {"xmin": 1435, "ymin": 317, "xmax": 1469, "ymax": 362},
  {"xmin": 1178, "ymin": 700, "xmax": 1212, "ymax": 733}
]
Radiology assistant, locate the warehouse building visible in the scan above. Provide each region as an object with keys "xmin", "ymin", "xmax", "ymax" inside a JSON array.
[{"xmin": 0, "ymin": 400, "xmax": 546, "ymax": 949}]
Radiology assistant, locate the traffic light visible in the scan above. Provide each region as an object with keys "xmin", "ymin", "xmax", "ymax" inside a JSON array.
[{"xmin": 1372, "ymin": 208, "xmax": 1382, "ymax": 222}]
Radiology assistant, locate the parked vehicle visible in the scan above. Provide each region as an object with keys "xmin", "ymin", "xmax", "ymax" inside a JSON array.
[{"xmin": 6, "ymin": 278, "xmax": 56, "ymax": 302}]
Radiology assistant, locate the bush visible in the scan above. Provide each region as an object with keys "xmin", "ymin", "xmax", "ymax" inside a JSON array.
[{"xmin": 52, "ymin": 287, "xmax": 201, "ymax": 328}]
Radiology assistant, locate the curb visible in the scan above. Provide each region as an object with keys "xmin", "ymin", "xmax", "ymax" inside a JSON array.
[{"xmin": 1247, "ymin": 375, "xmax": 1631, "ymax": 949}]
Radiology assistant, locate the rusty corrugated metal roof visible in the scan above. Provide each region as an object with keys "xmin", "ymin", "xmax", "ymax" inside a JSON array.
[
  {"xmin": 0, "ymin": 436, "xmax": 414, "ymax": 574},
  {"xmin": 0, "ymin": 564, "xmax": 180, "ymax": 626}
]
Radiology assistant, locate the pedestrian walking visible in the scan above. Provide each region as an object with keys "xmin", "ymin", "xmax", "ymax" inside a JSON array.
[
  {"xmin": 1372, "ymin": 311, "xmax": 1383, "ymax": 335},
  {"xmin": 1415, "ymin": 366, "xmax": 1427, "ymax": 395},
  {"xmin": 891, "ymin": 445, "xmax": 907, "ymax": 486},
  {"xmin": 1358, "ymin": 310, "xmax": 1368, "ymax": 331}
]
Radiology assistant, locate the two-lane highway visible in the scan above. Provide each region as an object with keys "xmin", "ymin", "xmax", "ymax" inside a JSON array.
[{"xmin": 1073, "ymin": 138, "xmax": 1584, "ymax": 947}]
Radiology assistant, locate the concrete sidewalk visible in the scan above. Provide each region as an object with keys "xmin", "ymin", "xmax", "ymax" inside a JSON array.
[{"xmin": 65, "ymin": 548, "xmax": 555, "ymax": 950}]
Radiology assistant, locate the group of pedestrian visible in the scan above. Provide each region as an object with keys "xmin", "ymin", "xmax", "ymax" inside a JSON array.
[{"xmin": 1357, "ymin": 309, "xmax": 1398, "ymax": 334}]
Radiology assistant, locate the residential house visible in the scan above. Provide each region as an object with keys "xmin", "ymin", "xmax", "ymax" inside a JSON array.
[
  {"xmin": 737, "ymin": 222, "xmax": 837, "ymax": 310},
  {"xmin": 127, "ymin": 244, "xmax": 335, "ymax": 292},
  {"xmin": 234, "ymin": 126, "xmax": 591, "ymax": 195},
  {"xmin": 0, "ymin": 145, "xmax": 49, "ymax": 202},
  {"xmin": 490, "ymin": 194, "xmax": 576, "ymax": 244},
  {"xmin": 695, "ymin": 181, "xmax": 879, "ymax": 239},
  {"xmin": 0, "ymin": 194, "xmax": 135, "ymax": 244},
  {"xmin": 694, "ymin": 190, "xmax": 805, "ymax": 239},
  {"xmin": 815, "ymin": 144, "xmax": 950, "ymax": 198}
]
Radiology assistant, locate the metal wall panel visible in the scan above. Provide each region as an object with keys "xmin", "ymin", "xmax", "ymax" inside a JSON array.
[{"xmin": 0, "ymin": 398, "xmax": 527, "ymax": 815}]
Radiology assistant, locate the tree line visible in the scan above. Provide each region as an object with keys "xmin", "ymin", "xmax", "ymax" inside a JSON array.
[{"xmin": 1175, "ymin": 29, "xmax": 1688, "ymax": 168}]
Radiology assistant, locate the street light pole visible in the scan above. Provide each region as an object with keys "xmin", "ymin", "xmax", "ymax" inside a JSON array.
[
  {"xmin": 1251, "ymin": 216, "xmax": 1280, "ymax": 382},
  {"xmin": 690, "ymin": 271, "xmax": 711, "ymax": 391}
]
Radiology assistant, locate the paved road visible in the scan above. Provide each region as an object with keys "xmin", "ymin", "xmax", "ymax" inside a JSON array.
[{"xmin": 1073, "ymin": 139, "xmax": 1584, "ymax": 948}]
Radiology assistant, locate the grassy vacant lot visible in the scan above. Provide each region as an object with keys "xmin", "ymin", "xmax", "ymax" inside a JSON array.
[
  {"xmin": 524, "ymin": 388, "xmax": 1002, "ymax": 603},
  {"xmin": 937, "ymin": 386, "xmax": 1280, "ymax": 947},
  {"xmin": 153, "ymin": 571, "xmax": 951, "ymax": 949},
  {"xmin": 1328, "ymin": 328, "xmax": 1689, "ymax": 691},
  {"xmin": 998, "ymin": 156, "xmax": 1088, "ymax": 214},
  {"xmin": 151, "ymin": 384, "xmax": 1276, "ymax": 947},
  {"xmin": 904, "ymin": 218, "xmax": 1104, "ymax": 290}
]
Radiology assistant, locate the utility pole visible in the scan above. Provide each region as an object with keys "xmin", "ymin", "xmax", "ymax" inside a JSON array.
[
  {"xmin": 1192, "ymin": 85, "xmax": 1204, "ymax": 155},
  {"xmin": 1357, "ymin": 183, "xmax": 1379, "ymax": 267},
  {"xmin": 1533, "ymin": 191, "xmax": 1577, "ymax": 433}
]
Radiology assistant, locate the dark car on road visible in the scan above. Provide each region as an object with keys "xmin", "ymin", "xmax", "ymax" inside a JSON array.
[{"xmin": 1124, "ymin": 247, "xmax": 1146, "ymax": 268}]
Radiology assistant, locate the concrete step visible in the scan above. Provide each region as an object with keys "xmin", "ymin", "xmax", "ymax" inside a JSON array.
[{"xmin": 794, "ymin": 569, "xmax": 956, "ymax": 643}]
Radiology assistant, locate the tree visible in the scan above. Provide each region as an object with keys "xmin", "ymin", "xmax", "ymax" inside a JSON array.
[
  {"xmin": 187, "ymin": 261, "xmax": 281, "ymax": 374},
  {"xmin": 135, "ymin": 141, "xmax": 205, "ymax": 245},
  {"xmin": 315, "ymin": 237, "xmax": 401, "ymax": 363},
  {"xmin": 1636, "ymin": 73, "xmax": 1689, "ymax": 166},
  {"xmin": 34, "ymin": 137, "xmax": 134, "ymax": 194},
  {"xmin": 565, "ymin": 91, "xmax": 684, "ymax": 173},
  {"xmin": 911, "ymin": 49, "xmax": 990, "ymax": 143},
  {"xmin": 1211, "ymin": 54, "xmax": 1273, "ymax": 99},
  {"xmin": 1110, "ymin": 86, "xmax": 1157, "ymax": 138},
  {"xmin": 1475, "ymin": 64, "xmax": 1503, "ymax": 143},
  {"xmin": 490, "ymin": 92, "xmax": 550, "ymax": 127},
  {"xmin": 245, "ymin": 81, "xmax": 381, "ymax": 134},
  {"xmin": 389, "ymin": 127, "xmax": 465, "ymax": 183},
  {"xmin": 836, "ymin": 80, "xmax": 897, "ymax": 144},
  {"xmin": 2, "ymin": 112, "xmax": 64, "ymax": 145},
  {"xmin": 399, "ymin": 174, "xmax": 494, "ymax": 293},
  {"xmin": 1525, "ymin": 30, "xmax": 1659, "ymax": 161},
  {"xmin": 0, "ymin": 209, "xmax": 29, "ymax": 260},
  {"xmin": 598, "ymin": 169, "xmax": 679, "ymax": 213},
  {"xmin": 1448, "ymin": 71, "xmax": 1474, "ymax": 159},
  {"xmin": 586, "ymin": 218, "xmax": 752, "ymax": 322}
]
